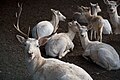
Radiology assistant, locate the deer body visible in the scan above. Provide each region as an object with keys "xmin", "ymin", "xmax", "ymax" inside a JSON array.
[
  {"xmin": 32, "ymin": 9, "xmax": 66, "ymax": 38},
  {"xmin": 32, "ymin": 58, "xmax": 93, "ymax": 80},
  {"xmin": 104, "ymin": 0, "xmax": 120, "ymax": 34},
  {"xmin": 86, "ymin": 13, "xmax": 104, "ymax": 42},
  {"xmin": 45, "ymin": 21, "xmax": 78, "ymax": 58},
  {"xmin": 32, "ymin": 21, "xmax": 54, "ymax": 38},
  {"xmin": 90, "ymin": 3, "xmax": 112, "ymax": 34},
  {"xmin": 77, "ymin": 24, "xmax": 120, "ymax": 70}
]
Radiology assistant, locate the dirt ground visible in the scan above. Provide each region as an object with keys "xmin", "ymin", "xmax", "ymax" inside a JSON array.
[{"xmin": 0, "ymin": 0, "xmax": 120, "ymax": 80}]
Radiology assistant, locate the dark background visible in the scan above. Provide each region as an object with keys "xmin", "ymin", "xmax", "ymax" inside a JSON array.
[{"xmin": 0, "ymin": 0, "xmax": 120, "ymax": 80}]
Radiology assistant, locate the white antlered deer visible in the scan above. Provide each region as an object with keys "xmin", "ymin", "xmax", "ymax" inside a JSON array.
[
  {"xmin": 13, "ymin": 3, "xmax": 93, "ymax": 80},
  {"xmin": 103, "ymin": 0, "xmax": 120, "ymax": 34}
]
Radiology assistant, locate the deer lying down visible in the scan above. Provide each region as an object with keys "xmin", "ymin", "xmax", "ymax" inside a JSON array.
[
  {"xmin": 90, "ymin": 2, "xmax": 112, "ymax": 34},
  {"xmin": 32, "ymin": 9, "xmax": 66, "ymax": 39},
  {"xmin": 45, "ymin": 21, "xmax": 79, "ymax": 58},
  {"xmin": 14, "ymin": 4, "xmax": 93, "ymax": 80},
  {"xmin": 76, "ymin": 23, "xmax": 120, "ymax": 70},
  {"xmin": 16, "ymin": 35, "xmax": 93, "ymax": 80},
  {"xmin": 103, "ymin": 0, "xmax": 120, "ymax": 34}
]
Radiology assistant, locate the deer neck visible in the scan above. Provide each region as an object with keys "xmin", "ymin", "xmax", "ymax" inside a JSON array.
[
  {"xmin": 80, "ymin": 33, "xmax": 90, "ymax": 50},
  {"xmin": 25, "ymin": 52, "xmax": 46, "ymax": 74},
  {"xmin": 109, "ymin": 10, "xmax": 119, "ymax": 24},
  {"xmin": 91, "ymin": 9, "xmax": 98, "ymax": 16},
  {"xmin": 67, "ymin": 28, "xmax": 76, "ymax": 41},
  {"xmin": 85, "ymin": 13, "xmax": 93, "ymax": 22},
  {"xmin": 50, "ymin": 13, "xmax": 59, "ymax": 33}
]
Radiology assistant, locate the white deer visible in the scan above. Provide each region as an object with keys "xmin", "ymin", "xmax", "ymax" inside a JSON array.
[
  {"xmin": 45, "ymin": 21, "xmax": 79, "ymax": 58},
  {"xmin": 13, "ymin": 3, "xmax": 93, "ymax": 80},
  {"xmin": 76, "ymin": 22, "xmax": 120, "ymax": 70},
  {"xmin": 103, "ymin": 0, "xmax": 120, "ymax": 34},
  {"xmin": 32, "ymin": 9, "xmax": 66, "ymax": 39},
  {"xmin": 90, "ymin": 2, "xmax": 112, "ymax": 34}
]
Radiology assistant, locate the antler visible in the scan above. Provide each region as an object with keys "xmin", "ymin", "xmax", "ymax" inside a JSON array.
[{"xmin": 13, "ymin": 3, "xmax": 30, "ymax": 38}]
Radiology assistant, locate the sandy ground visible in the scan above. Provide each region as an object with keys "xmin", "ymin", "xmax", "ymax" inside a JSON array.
[{"xmin": 0, "ymin": 0, "xmax": 120, "ymax": 80}]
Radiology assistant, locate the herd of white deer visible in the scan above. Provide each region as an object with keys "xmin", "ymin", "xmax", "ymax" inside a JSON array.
[{"xmin": 13, "ymin": 0, "xmax": 120, "ymax": 80}]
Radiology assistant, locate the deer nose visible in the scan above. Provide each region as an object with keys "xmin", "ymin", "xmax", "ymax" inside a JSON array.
[
  {"xmin": 110, "ymin": 9, "xmax": 113, "ymax": 12},
  {"xmin": 62, "ymin": 16, "xmax": 66, "ymax": 21},
  {"xmin": 64, "ymin": 16, "xmax": 66, "ymax": 19},
  {"xmin": 28, "ymin": 50, "xmax": 33, "ymax": 54},
  {"xmin": 81, "ymin": 34, "xmax": 84, "ymax": 37},
  {"xmin": 27, "ymin": 51, "xmax": 33, "ymax": 57}
]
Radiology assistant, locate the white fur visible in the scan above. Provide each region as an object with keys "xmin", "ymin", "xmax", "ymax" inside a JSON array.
[
  {"xmin": 77, "ymin": 25, "xmax": 120, "ymax": 70},
  {"xmin": 45, "ymin": 21, "xmax": 79, "ymax": 58},
  {"xmin": 102, "ymin": 19, "xmax": 112, "ymax": 34},
  {"xmin": 32, "ymin": 21, "xmax": 54, "ymax": 38},
  {"xmin": 16, "ymin": 35, "xmax": 93, "ymax": 80},
  {"xmin": 90, "ymin": 3, "xmax": 112, "ymax": 34},
  {"xmin": 32, "ymin": 9, "xmax": 66, "ymax": 38},
  {"xmin": 104, "ymin": 0, "xmax": 120, "ymax": 34}
]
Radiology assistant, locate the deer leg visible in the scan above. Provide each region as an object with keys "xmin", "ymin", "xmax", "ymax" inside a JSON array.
[
  {"xmin": 94, "ymin": 31, "xmax": 96, "ymax": 40},
  {"xmin": 58, "ymin": 45, "xmax": 70, "ymax": 59},
  {"xmin": 70, "ymin": 42, "xmax": 74, "ymax": 51},
  {"xmin": 59, "ymin": 50, "xmax": 70, "ymax": 58},
  {"xmin": 99, "ymin": 26, "xmax": 103, "ymax": 42},
  {"xmin": 82, "ymin": 50, "xmax": 91, "ymax": 61},
  {"xmin": 59, "ymin": 49, "xmax": 70, "ymax": 59},
  {"xmin": 90, "ymin": 29, "xmax": 93, "ymax": 40}
]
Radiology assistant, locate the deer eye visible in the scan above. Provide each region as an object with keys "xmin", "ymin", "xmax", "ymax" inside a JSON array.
[
  {"xmin": 24, "ymin": 43, "xmax": 27, "ymax": 46},
  {"xmin": 115, "ymin": 5, "xmax": 117, "ymax": 7},
  {"xmin": 57, "ymin": 11, "xmax": 60, "ymax": 15},
  {"xmin": 36, "ymin": 45, "xmax": 40, "ymax": 47}
]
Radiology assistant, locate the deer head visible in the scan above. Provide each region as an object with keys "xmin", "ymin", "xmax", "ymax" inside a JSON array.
[
  {"xmin": 68, "ymin": 21, "xmax": 79, "ymax": 33},
  {"xmin": 76, "ymin": 22, "xmax": 88, "ymax": 38},
  {"xmin": 16, "ymin": 35, "xmax": 47, "ymax": 62},
  {"xmin": 51, "ymin": 9, "xmax": 66, "ymax": 21},
  {"xmin": 90, "ymin": 3, "xmax": 101, "ymax": 14},
  {"xmin": 103, "ymin": 0, "xmax": 120, "ymax": 13},
  {"xmin": 81, "ymin": 6, "xmax": 91, "ymax": 13}
]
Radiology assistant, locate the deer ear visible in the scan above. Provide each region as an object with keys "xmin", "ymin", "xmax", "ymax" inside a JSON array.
[
  {"xmin": 77, "ymin": 6, "xmax": 84, "ymax": 12},
  {"xmin": 90, "ymin": 2, "xmax": 93, "ymax": 6},
  {"xmin": 103, "ymin": 0, "xmax": 110, "ymax": 5},
  {"xmin": 16, "ymin": 35, "xmax": 26, "ymax": 44},
  {"xmin": 96, "ymin": 3, "xmax": 98, "ymax": 6},
  {"xmin": 68, "ymin": 22, "xmax": 72, "ymax": 26},
  {"xmin": 117, "ymin": 0, "xmax": 120, "ymax": 6},
  {"xmin": 38, "ymin": 37, "xmax": 48, "ymax": 46}
]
